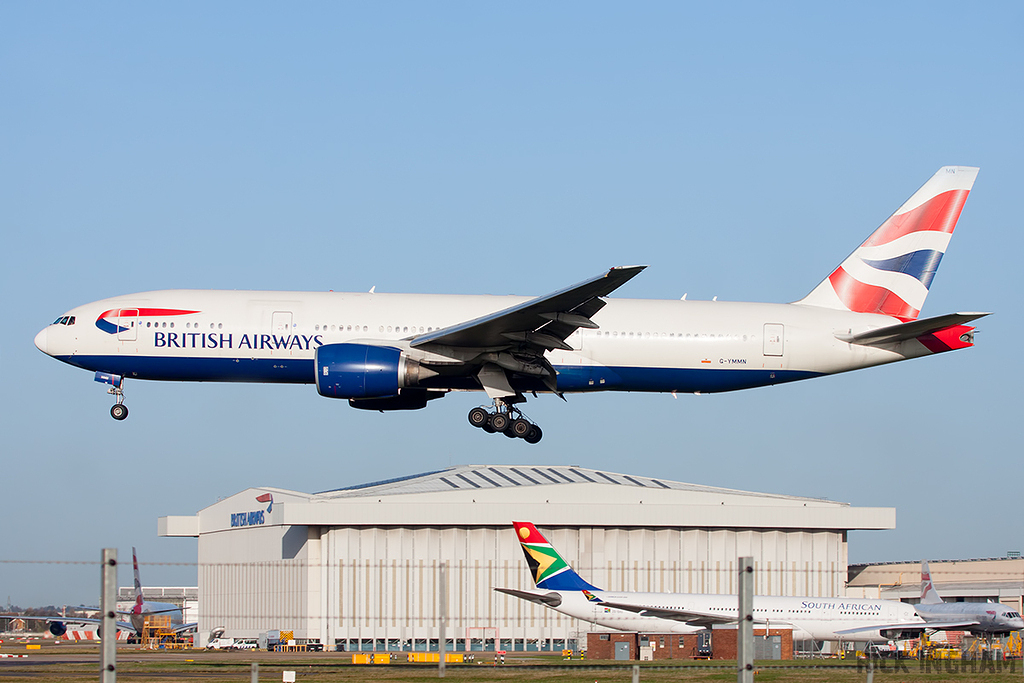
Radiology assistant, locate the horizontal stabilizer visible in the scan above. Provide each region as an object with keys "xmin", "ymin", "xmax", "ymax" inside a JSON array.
[
  {"xmin": 835, "ymin": 312, "xmax": 990, "ymax": 346},
  {"xmin": 494, "ymin": 587, "xmax": 563, "ymax": 608}
]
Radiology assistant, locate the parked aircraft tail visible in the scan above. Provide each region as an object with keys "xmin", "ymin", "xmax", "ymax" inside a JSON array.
[
  {"xmin": 132, "ymin": 547, "xmax": 145, "ymax": 612},
  {"xmin": 921, "ymin": 560, "xmax": 944, "ymax": 604},
  {"xmin": 512, "ymin": 521, "xmax": 598, "ymax": 591},
  {"xmin": 798, "ymin": 166, "xmax": 979, "ymax": 321}
]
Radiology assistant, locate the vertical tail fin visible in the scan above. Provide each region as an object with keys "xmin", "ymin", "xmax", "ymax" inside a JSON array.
[
  {"xmin": 798, "ymin": 166, "xmax": 979, "ymax": 321},
  {"xmin": 921, "ymin": 560, "xmax": 943, "ymax": 604},
  {"xmin": 512, "ymin": 521, "xmax": 598, "ymax": 591},
  {"xmin": 132, "ymin": 547, "xmax": 144, "ymax": 611}
]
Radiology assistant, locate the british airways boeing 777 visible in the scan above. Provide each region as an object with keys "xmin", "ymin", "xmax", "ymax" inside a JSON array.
[{"xmin": 35, "ymin": 167, "xmax": 988, "ymax": 442}]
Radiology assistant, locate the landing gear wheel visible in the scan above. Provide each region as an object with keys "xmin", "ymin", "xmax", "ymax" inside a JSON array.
[
  {"xmin": 502, "ymin": 428, "xmax": 518, "ymax": 438},
  {"xmin": 110, "ymin": 404, "xmax": 129, "ymax": 421},
  {"xmin": 482, "ymin": 421, "xmax": 496, "ymax": 433},
  {"xmin": 489, "ymin": 412, "xmax": 509, "ymax": 432},
  {"xmin": 524, "ymin": 425, "xmax": 543, "ymax": 444},
  {"xmin": 468, "ymin": 407, "xmax": 489, "ymax": 428},
  {"xmin": 510, "ymin": 418, "xmax": 532, "ymax": 438}
]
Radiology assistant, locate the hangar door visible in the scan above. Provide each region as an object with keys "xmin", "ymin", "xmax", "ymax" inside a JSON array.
[{"xmin": 763, "ymin": 323, "xmax": 784, "ymax": 356}]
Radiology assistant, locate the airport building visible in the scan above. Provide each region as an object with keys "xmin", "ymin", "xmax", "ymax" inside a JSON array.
[
  {"xmin": 846, "ymin": 558, "xmax": 1024, "ymax": 613},
  {"xmin": 158, "ymin": 465, "xmax": 895, "ymax": 649}
]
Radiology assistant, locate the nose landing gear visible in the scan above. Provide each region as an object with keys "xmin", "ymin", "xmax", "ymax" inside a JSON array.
[
  {"xmin": 467, "ymin": 401, "xmax": 542, "ymax": 443},
  {"xmin": 95, "ymin": 372, "xmax": 129, "ymax": 421}
]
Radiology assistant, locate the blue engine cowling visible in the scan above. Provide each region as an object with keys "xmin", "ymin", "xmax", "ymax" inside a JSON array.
[
  {"xmin": 49, "ymin": 621, "xmax": 68, "ymax": 636},
  {"xmin": 316, "ymin": 343, "xmax": 437, "ymax": 400}
]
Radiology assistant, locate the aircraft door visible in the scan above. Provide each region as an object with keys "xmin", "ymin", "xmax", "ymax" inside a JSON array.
[
  {"xmin": 117, "ymin": 309, "xmax": 138, "ymax": 341},
  {"xmin": 763, "ymin": 323, "xmax": 784, "ymax": 356},
  {"xmin": 272, "ymin": 311, "xmax": 293, "ymax": 334}
]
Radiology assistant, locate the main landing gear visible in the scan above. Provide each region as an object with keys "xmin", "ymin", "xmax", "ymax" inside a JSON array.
[{"xmin": 467, "ymin": 402, "xmax": 543, "ymax": 444}]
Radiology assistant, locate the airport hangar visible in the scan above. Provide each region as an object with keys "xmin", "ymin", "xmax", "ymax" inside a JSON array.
[{"xmin": 158, "ymin": 465, "xmax": 894, "ymax": 650}]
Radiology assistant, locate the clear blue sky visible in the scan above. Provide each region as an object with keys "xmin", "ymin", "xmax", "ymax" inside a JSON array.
[{"xmin": 2, "ymin": 2, "xmax": 1021, "ymax": 605}]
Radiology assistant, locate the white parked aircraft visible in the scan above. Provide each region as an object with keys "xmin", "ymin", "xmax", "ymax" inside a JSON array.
[
  {"xmin": 35, "ymin": 167, "xmax": 987, "ymax": 442},
  {"xmin": 842, "ymin": 561, "xmax": 1023, "ymax": 638},
  {"xmin": 496, "ymin": 522, "xmax": 979, "ymax": 643},
  {"xmin": 11, "ymin": 548, "xmax": 195, "ymax": 638}
]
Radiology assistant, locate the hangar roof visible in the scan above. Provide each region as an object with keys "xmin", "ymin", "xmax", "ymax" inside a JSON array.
[
  {"xmin": 159, "ymin": 464, "xmax": 897, "ymax": 540},
  {"xmin": 158, "ymin": 465, "xmax": 896, "ymax": 537},
  {"xmin": 315, "ymin": 465, "xmax": 828, "ymax": 502}
]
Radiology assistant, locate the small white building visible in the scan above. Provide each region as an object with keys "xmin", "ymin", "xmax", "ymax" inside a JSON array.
[{"xmin": 159, "ymin": 465, "xmax": 894, "ymax": 650}]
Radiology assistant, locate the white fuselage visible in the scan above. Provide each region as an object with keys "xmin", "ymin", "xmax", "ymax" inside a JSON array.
[
  {"xmin": 36, "ymin": 290, "xmax": 928, "ymax": 395},
  {"xmin": 545, "ymin": 590, "xmax": 921, "ymax": 642}
]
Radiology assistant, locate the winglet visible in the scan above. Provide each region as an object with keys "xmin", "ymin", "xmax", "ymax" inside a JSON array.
[{"xmin": 512, "ymin": 521, "xmax": 598, "ymax": 591}]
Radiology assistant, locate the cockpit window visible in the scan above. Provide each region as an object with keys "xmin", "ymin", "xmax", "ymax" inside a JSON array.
[
  {"xmin": 52, "ymin": 317, "xmax": 63, "ymax": 325},
  {"xmin": 51, "ymin": 316, "xmax": 76, "ymax": 326},
  {"xmin": 67, "ymin": 316, "xmax": 75, "ymax": 325}
]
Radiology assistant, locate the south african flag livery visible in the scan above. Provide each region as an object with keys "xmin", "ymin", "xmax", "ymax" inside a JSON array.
[{"xmin": 513, "ymin": 521, "xmax": 597, "ymax": 591}]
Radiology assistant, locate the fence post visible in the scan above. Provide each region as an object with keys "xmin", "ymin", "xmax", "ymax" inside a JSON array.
[
  {"xmin": 737, "ymin": 556, "xmax": 754, "ymax": 683},
  {"xmin": 439, "ymin": 561, "xmax": 447, "ymax": 678},
  {"xmin": 251, "ymin": 662, "xmax": 259, "ymax": 683},
  {"xmin": 100, "ymin": 548, "xmax": 117, "ymax": 683}
]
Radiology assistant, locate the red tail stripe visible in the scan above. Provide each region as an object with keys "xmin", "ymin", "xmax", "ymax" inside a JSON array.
[
  {"xmin": 512, "ymin": 521, "xmax": 549, "ymax": 545},
  {"xmin": 828, "ymin": 268, "xmax": 919, "ymax": 320},
  {"xmin": 862, "ymin": 189, "xmax": 969, "ymax": 248}
]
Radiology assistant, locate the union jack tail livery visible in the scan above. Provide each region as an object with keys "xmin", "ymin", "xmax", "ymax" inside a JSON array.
[
  {"xmin": 920, "ymin": 560, "xmax": 943, "ymax": 604},
  {"xmin": 799, "ymin": 166, "xmax": 978, "ymax": 321},
  {"xmin": 512, "ymin": 521, "xmax": 597, "ymax": 591},
  {"xmin": 132, "ymin": 547, "xmax": 144, "ymax": 613}
]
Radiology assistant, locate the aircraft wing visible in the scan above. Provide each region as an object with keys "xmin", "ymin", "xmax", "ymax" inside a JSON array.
[
  {"xmin": 835, "ymin": 620, "xmax": 980, "ymax": 636},
  {"xmin": 173, "ymin": 622, "xmax": 198, "ymax": 634},
  {"xmin": 411, "ymin": 266, "xmax": 646, "ymax": 351},
  {"xmin": 835, "ymin": 312, "xmax": 990, "ymax": 346},
  {"xmin": 9, "ymin": 615, "xmax": 137, "ymax": 632},
  {"xmin": 595, "ymin": 600, "xmax": 748, "ymax": 628},
  {"xmin": 494, "ymin": 587, "xmax": 563, "ymax": 608}
]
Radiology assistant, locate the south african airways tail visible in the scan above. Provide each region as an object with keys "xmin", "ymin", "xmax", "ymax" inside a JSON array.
[{"xmin": 512, "ymin": 521, "xmax": 598, "ymax": 591}]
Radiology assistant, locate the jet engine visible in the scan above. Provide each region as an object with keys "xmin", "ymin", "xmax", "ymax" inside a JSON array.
[
  {"xmin": 48, "ymin": 621, "xmax": 67, "ymax": 636},
  {"xmin": 315, "ymin": 344, "xmax": 437, "ymax": 400},
  {"xmin": 349, "ymin": 389, "xmax": 446, "ymax": 411}
]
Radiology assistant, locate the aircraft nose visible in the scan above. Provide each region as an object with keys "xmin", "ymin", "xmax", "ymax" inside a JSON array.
[{"xmin": 34, "ymin": 327, "xmax": 49, "ymax": 355}]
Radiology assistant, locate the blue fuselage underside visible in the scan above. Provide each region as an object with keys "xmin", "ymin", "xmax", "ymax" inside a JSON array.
[{"xmin": 56, "ymin": 355, "xmax": 821, "ymax": 394}]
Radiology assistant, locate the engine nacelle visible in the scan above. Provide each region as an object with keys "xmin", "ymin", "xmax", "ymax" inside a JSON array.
[
  {"xmin": 349, "ymin": 389, "xmax": 446, "ymax": 411},
  {"xmin": 49, "ymin": 621, "xmax": 67, "ymax": 636},
  {"xmin": 880, "ymin": 628, "xmax": 921, "ymax": 640},
  {"xmin": 315, "ymin": 344, "xmax": 436, "ymax": 399}
]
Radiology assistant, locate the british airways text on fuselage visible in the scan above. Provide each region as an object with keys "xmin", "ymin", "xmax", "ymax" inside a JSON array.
[{"xmin": 152, "ymin": 332, "xmax": 324, "ymax": 351}]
